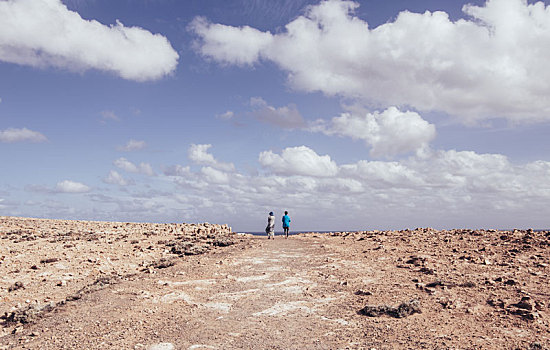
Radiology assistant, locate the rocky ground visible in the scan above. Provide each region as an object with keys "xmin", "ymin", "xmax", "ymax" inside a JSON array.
[{"xmin": 1, "ymin": 217, "xmax": 549, "ymax": 349}]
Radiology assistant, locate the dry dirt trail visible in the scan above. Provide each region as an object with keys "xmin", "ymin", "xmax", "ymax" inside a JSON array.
[
  {"xmin": 6, "ymin": 236, "xmax": 369, "ymax": 350},
  {"xmin": 4, "ymin": 230, "xmax": 549, "ymax": 350}
]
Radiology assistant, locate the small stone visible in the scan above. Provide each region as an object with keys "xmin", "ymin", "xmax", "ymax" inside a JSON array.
[
  {"xmin": 56, "ymin": 280, "xmax": 67, "ymax": 287},
  {"xmin": 147, "ymin": 343, "xmax": 175, "ymax": 350},
  {"xmin": 504, "ymin": 279, "xmax": 517, "ymax": 286},
  {"xmin": 535, "ymin": 300, "xmax": 545, "ymax": 311},
  {"xmin": 354, "ymin": 290, "xmax": 372, "ymax": 296},
  {"xmin": 424, "ymin": 287, "xmax": 435, "ymax": 295}
]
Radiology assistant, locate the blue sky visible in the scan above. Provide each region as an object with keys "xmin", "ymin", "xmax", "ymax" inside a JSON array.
[{"xmin": 2, "ymin": 0, "xmax": 550, "ymax": 231}]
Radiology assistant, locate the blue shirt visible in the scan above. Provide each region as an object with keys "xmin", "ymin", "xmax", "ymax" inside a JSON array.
[{"xmin": 282, "ymin": 214, "xmax": 291, "ymax": 228}]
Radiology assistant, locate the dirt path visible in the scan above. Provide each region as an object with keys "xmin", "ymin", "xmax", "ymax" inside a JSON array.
[
  {"xmin": 5, "ymin": 236, "xmax": 366, "ymax": 349},
  {"xmin": 3, "ymin": 231, "xmax": 549, "ymax": 349}
]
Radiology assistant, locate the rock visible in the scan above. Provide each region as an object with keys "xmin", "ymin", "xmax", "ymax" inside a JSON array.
[
  {"xmin": 40, "ymin": 258, "xmax": 59, "ymax": 264},
  {"xmin": 438, "ymin": 297, "xmax": 457, "ymax": 309},
  {"xmin": 57, "ymin": 280, "xmax": 67, "ymax": 287},
  {"xmin": 354, "ymin": 290, "xmax": 372, "ymax": 296},
  {"xmin": 358, "ymin": 299, "xmax": 421, "ymax": 318},
  {"xmin": 487, "ymin": 298, "xmax": 505, "ymax": 308},
  {"xmin": 1, "ymin": 302, "xmax": 56, "ymax": 325},
  {"xmin": 147, "ymin": 343, "xmax": 175, "ymax": 350},
  {"xmin": 8, "ymin": 281, "xmax": 24, "ymax": 292},
  {"xmin": 167, "ymin": 241, "xmax": 209, "ymax": 256},
  {"xmin": 459, "ymin": 281, "xmax": 476, "ymax": 288},
  {"xmin": 211, "ymin": 237, "xmax": 234, "ymax": 247},
  {"xmin": 419, "ymin": 267, "xmax": 435, "ymax": 275},
  {"xmin": 507, "ymin": 307, "xmax": 538, "ymax": 321},
  {"xmin": 149, "ymin": 258, "xmax": 174, "ymax": 269},
  {"xmin": 535, "ymin": 300, "xmax": 545, "ymax": 311},
  {"xmin": 512, "ymin": 296, "xmax": 533, "ymax": 310},
  {"xmin": 405, "ymin": 256, "xmax": 426, "ymax": 266}
]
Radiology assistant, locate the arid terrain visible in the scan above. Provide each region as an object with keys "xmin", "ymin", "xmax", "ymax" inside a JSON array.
[{"xmin": 1, "ymin": 216, "xmax": 549, "ymax": 349}]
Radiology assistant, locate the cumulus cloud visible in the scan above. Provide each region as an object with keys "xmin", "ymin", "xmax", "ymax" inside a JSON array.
[
  {"xmin": 18, "ymin": 141, "xmax": 550, "ymax": 229},
  {"xmin": 118, "ymin": 139, "xmax": 146, "ymax": 152},
  {"xmin": 0, "ymin": 127, "xmax": 47, "ymax": 143},
  {"xmin": 163, "ymin": 165, "xmax": 192, "ymax": 177},
  {"xmin": 310, "ymin": 107, "xmax": 436, "ymax": 157},
  {"xmin": 259, "ymin": 146, "xmax": 338, "ymax": 177},
  {"xmin": 188, "ymin": 144, "xmax": 235, "ymax": 172},
  {"xmin": 190, "ymin": 16, "xmax": 273, "ymax": 66},
  {"xmin": 103, "ymin": 170, "xmax": 132, "ymax": 186},
  {"xmin": 55, "ymin": 180, "xmax": 91, "ymax": 193},
  {"xmin": 250, "ymin": 97, "xmax": 306, "ymax": 128},
  {"xmin": 201, "ymin": 166, "xmax": 230, "ymax": 184},
  {"xmin": 114, "ymin": 157, "xmax": 155, "ymax": 176},
  {"xmin": 159, "ymin": 143, "xmax": 550, "ymax": 228},
  {"xmin": 191, "ymin": 0, "xmax": 550, "ymax": 122},
  {"xmin": 0, "ymin": 0, "xmax": 178, "ymax": 81}
]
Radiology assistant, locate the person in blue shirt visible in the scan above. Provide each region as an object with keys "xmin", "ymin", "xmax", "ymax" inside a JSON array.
[{"xmin": 282, "ymin": 211, "xmax": 291, "ymax": 238}]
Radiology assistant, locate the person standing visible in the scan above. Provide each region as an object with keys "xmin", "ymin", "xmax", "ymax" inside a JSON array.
[
  {"xmin": 266, "ymin": 211, "xmax": 275, "ymax": 239},
  {"xmin": 282, "ymin": 211, "xmax": 291, "ymax": 238}
]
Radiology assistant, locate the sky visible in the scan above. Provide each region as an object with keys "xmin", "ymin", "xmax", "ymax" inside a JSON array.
[{"xmin": 2, "ymin": 0, "xmax": 550, "ymax": 232}]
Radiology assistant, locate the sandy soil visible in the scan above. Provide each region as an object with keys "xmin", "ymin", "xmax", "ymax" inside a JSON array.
[{"xmin": 1, "ymin": 217, "xmax": 549, "ymax": 349}]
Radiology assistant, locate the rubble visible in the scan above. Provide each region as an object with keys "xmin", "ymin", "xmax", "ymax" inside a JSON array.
[{"xmin": 358, "ymin": 299, "xmax": 421, "ymax": 318}]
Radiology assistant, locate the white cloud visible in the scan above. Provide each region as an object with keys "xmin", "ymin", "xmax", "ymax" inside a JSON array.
[
  {"xmin": 118, "ymin": 139, "xmax": 146, "ymax": 152},
  {"xmin": 192, "ymin": 0, "xmax": 550, "ymax": 122},
  {"xmin": 217, "ymin": 110, "xmax": 234, "ymax": 120},
  {"xmin": 340, "ymin": 160, "xmax": 423, "ymax": 188},
  {"xmin": 0, "ymin": 0, "xmax": 178, "ymax": 81},
  {"xmin": 18, "ymin": 142, "xmax": 550, "ymax": 230},
  {"xmin": 55, "ymin": 180, "xmax": 91, "ymax": 193},
  {"xmin": 103, "ymin": 170, "xmax": 132, "ymax": 186},
  {"xmin": 188, "ymin": 144, "xmax": 235, "ymax": 172},
  {"xmin": 250, "ymin": 97, "xmax": 306, "ymax": 129},
  {"xmin": 114, "ymin": 157, "xmax": 155, "ymax": 176},
  {"xmin": 259, "ymin": 146, "xmax": 338, "ymax": 177},
  {"xmin": 190, "ymin": 16, "xmax": 273, "ymax": 66},
  {"xmin": 0, "ymin": 127, "xmax": 47, "ymax": 143},
  {"xmin": 201, "ymin": 166, "xmax": 230, "ymax": 184},
  {"xmin": 311, "ymin": 107, "xmax": 436, "ymax": 157},
  {"xmin": 164, "ymin": 165, "xmax": 192, "ymax": 177}
]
